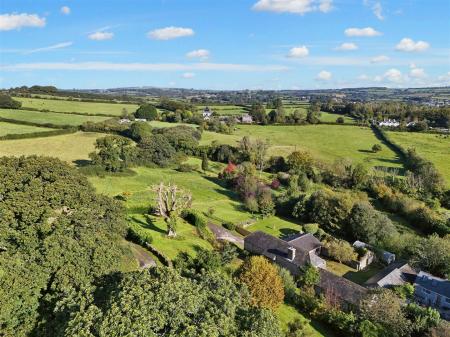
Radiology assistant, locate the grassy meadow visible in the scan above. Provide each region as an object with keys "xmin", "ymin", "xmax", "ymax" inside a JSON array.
[
  {"xmin": 14, "ymin": 97, "xmax": 138, "ymax": 116},
  {"xmin": 387, "ymin": 131, "xmax": 450, "ymax": 185},
  {"xmin": 0, "ymin": 132, "xmax": 102, "ymax": 163},
  {"xmin": 0, "ymin": 109, "xmax": 112, "ymax": 126},
  {"xmin": 195, "ymin": 104, "xmax": 248, "ymax": 115},
  {"xmin": 202, "ymin": 124, "xmax": 402, "ymax": 170},
  {"xmin": 0, "ymin": 121, "xmax": 54, "ymax": 136}
]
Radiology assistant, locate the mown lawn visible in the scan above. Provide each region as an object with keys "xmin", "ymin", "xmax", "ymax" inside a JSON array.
[
  {"xmin": 0, "ymin": 109, "xmax": 111, "ymax": 126},
  {"xmin": 324, "ymin": 258, "xmax": 383, "ymax": 285},
  {"xmin": 201, "ymin": 124, "xmax": 402, "ymax": 170},
  {"xmin": 247, "ymin": 216, "xmax": 302, "ymax": 238},
  {"xmin": 0, "ymin": 131, "xmax": 102, "ymax": 163},
  {"xmin": 0, "ymin": 121, "xmax": 54, "ymax": 136},
  {"xmin": 14, "ymin": 97, "xmax": 138, "ymax": 116},
  {"xmin": 387, "ymin": 131, "xmax": 450, "ymax": 185}
]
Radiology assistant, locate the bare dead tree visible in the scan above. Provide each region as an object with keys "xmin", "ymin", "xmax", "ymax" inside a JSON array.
[{"xmin": 152, "ymin": 182, "xmax": 192, "ymax": 237}]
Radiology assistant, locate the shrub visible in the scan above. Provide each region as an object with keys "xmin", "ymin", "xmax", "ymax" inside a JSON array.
[
  {"xmin": 223, "ymin": 222, "xmax": 236, "ymax": 231},
  {"xmin": 0, "ymin": 94, "xmax": 21, "ymax": 109},
  {"xmin": 303, "ymin": 223, "xmax": 319, "ymax": 234},
  {"xmin": 336, "ymin": 116, "xmax": 345, "ymax": 124},
  {"xmin": 181, "ymin": 209, "xmax": 207, "ymax": 229},
  {"xmin": 372, "ymin": 144, "xmax": 382, "ymax": 152},
  {"xmin": 127, "ymin": 222, "xmax": 153, "ymax": 245},
  {"xmin": 177, "ymin": 163, "xmax": 198, "ymax": 172}
]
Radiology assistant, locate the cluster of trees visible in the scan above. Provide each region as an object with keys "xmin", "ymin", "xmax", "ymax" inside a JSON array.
[
  {"xmin": 0, "ymin": 156, "xmax": 130, "ymax": 336},
  {"xmin": 248, "ymin": 101, "xmax": 322, "ymax": 125},
  {"xmin": 89, "ymin": 123, "xmax": 201, "ymax": 172},
  {"xmin": 0, "ymin": 94, "xmax": 22, "ymax": 109},
  {"xmin": 321, "ymin": 100, "xmax": 450, "ymax": 128}
]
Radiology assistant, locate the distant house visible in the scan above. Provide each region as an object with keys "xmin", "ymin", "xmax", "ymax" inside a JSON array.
[
  {"xmin": 378, "ymin": 119, "xmax": 400, "ymax": 127},
  {"xmin": 244, "ymin": 231, "xmax": 326, "ymax": 275},
  {"xmin": 202, "ymin": 107, "xmax": 213, "ymax": 120},
  {"xmin": 119, "ymin": 118, "xmax": 131, "ymax": 124},
  {"xmin": 135, "ymin": 118, "xmax": 147, "ymax": 122},
  {"xmin": 365, "ymin": 261, "xmax": 417, "ymax": 288},
  {"xmin": 240, "ymin": 114, "xmax": 253, "ymax": 124},
  {"xmin": 317, "ymin": 269, "xmax": 368, "ymax": 310},
  {"xmin": 414, "ymin": 271, "xmax": 450, "ymax": 320}
]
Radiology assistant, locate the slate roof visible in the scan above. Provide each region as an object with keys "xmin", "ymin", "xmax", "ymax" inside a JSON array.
[
  {"xmin": 244, "ymin": 231, "xmax": 320, "ymax": 267},
  {"xmin": 286, "ymin": 233, "xmax": 322, "ymax": 252},
  {"xmin": 415, "ymin": 271, "xmax": 450, "ymax": 298},
  {"xmin": 318, "ymin": 269, "xmax": 368, "ymax": 306},
  {"xmin": 365, "ymin": 262, "xmax": 417, "ymax": 288}
]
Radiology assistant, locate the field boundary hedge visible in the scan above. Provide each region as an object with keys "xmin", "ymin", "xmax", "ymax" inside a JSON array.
[
  {"xmin": 17, "ymin": 106, "xmax": 119, "ymax": 118},
  {"xmin": 0, "ymin": 127, "xmax": 77, "ymax": 140},
  {"xmin": 371, "ymin": 124, "xmax": 407, "ymax": 160},
  {"xmin": 0, "ymin": 116, "xmax": 75, "ymax": 129}
]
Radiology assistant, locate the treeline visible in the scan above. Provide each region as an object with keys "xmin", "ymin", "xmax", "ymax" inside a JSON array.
[{"xmin": 322, "ymin": 101, "xmax": 450, "ymax": 128}]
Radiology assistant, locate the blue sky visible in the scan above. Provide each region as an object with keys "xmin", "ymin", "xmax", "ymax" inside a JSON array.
[{"xmin": 1, "ymin": 0, "xmax": 449, "ymax": 90}]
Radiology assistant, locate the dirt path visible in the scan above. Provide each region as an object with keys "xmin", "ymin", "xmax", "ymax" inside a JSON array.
[
  {"xmin": 208, "ymin": 223, "xmax": 244, "ymax": 246},
  {"xmin": 128, "ymin": 242, "xmax": 157, "ymax": 269}
]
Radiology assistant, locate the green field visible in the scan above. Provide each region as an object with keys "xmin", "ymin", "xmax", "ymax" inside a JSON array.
[
  {"xmin": 201, "ymin": 124, "xmax": 402, "ymax": 170},
  {"xmin": 14, "ymin": 97, "xmax": 138, "ymax": 116},
  {"xmin": 318, "ymin": 112, "xmax": 356, "ymax": 124},
  {"xmin": 0, "ymin": 131, "xmax": 102, "ymax": 163},
  {"xmin": 195, "ymin": 105, "xmax": 248, "ymax": 115},
  {"xmin": 0, "ymin": 109, "xmax": 111, "ymax": 126},
  {"xmin": 247, "ymin": 216, "xmax": 302, "ymax": 238},
  {"xmin": 0, "ymin": 121, "xmax": 54, "ymax": 136},
  {"xmin": 387, "ymin": 131, "xmax": 450, "ymax": 185}
]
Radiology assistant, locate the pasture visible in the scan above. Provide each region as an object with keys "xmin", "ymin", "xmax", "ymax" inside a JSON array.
[
  {"xmin": 14, "ymin": 97, "xmax": 138, "ymax": 116},
  {"xmin": 0, "ymin": 109, "xmax": 111, "ymax": 126},
  {"xmin": 0, "ymin": 131, "xmax": 102, "ymax": 163},
  {"xmin": 201, "ymin": 124, "xmax": 402, "ymax": 170},
  {"xmin": 195, "ymin": 104, "xmax": 248, "ymax": 115},
  {"xmin": 387, "ymin": 131, "xmax": 450, "ymax": 185},
  {"xmin": 0, "ymin": 121, "xmax": 54, "ymax": 136}
]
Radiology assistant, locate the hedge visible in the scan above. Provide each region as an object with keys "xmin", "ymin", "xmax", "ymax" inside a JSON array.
[
  {"xmin": 127, "ymin": 222, "xmax": 154, "ymax": 245},
  {"xmin": 145, "ymin": 243, "xmax": 172, "ymax": 267},
  {"xmin": 0, "ymin": 116, "xmax": 74, "ymax": 129},
  {"xmin": 0, "ymin": 128, "xmax": 77, "ymax": 140},
  {"xmin": 19, "ymin": 106, "xmax": 118, "ymax": 117}
]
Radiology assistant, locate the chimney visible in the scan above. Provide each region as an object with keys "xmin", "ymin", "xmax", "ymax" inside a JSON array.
[{"xmin": 287, "ymin": 247, "xmax": 296, "ymax": 261}]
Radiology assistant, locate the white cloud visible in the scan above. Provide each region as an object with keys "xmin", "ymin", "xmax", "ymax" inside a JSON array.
[
  {"xmin": 319, "ymin": 0, "xmax": 333, "ymax": 13},
  {"xmin": 25, "ymin": 41, "xmax": 73, "ymax": 54},
  {"xmin": 287, "ymin": 45, "xmax": 309, "ymax": 58},
  {"xmin": 88, "ymin": 31, "xmax": 114, "ymax": 41},
  {"xmin": 370, "ymin": 55, "xmax": 390, "ymax": 63},
  {"xmin": 0, "ymin": 13, "xmax": 46, "ymax": 31},
  {"xmin": 372, "ymin": 2, "xmax": 384, "ymax": 20},
  {"xmin": 382, "ymin": 68, "xmax": 403, "ymax": 83},
  {"xmin": 316, "ymin": 70, "xmax": 332, "ymax": 81},
  {"xmin": 148, "ymin": 26, "xmax": 194, "ymax": 40},
  {"xmin": 182, "ymin": 72, "xmax": 195, "ymax": 78},
  {"xmin": 335, "ymin": 42, "xmax": 358, "ymax": 51},
  {"xmin": 186, "ymin": 49, "xmax": 210, "ymax": 60},
  {"xmin": 344, "ymin": 27, "xmax": 382, "ymax": 37},
  {"xmin": 395, "ymin": 38, "xmax": 430, "ymax": 52},
  {"xmin": 252, "ymin": 0, "xmax": 333, "ymax": 15},
  {"xmin": 61, "ymin": 6, "xmax": 71, "ymax": 15},
  {"xmin": 0, "ymin": 62, "xmax": 289, "ymax": 72},
  {"xmin": 409, "ymin": 63, "xmax": 426, "ymax": 78}
]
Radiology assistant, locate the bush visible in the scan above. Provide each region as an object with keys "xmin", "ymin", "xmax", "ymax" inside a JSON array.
[
  {"xmin": 127, "ymin": 222, "xmax": 153, "ymax": 245},
  {"xmin": 336, "ymin": 117, "xmax": 345, "ymax": 124},
  {"xmin": 303, "ymin": 223, "xmax": 319, "ymax": 234},
  {"xmin": 181, "ymin": 209, "xmax": 207, "ymax": 229},
  {"xmin": 0, "ymin": 94, "xmax": 21, "ymax": 109},
  {"xmin": 372, "ymin": 144, "xmax": 382, "ymax": 152},
  {"xmin": 177, "ymin": 163, "xmax": 198, "ymax": 172},
  {"xmin": 223, "ymin": 222, "xmax": 236, "ymax": 231}
]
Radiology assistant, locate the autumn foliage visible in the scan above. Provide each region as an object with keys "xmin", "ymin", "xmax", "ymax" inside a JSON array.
[{"xmin": 239, "ymin": 256, "xmax": 285, "ymax": 310}]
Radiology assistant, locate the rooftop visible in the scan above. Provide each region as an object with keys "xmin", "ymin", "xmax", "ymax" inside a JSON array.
[{"xmin": 415, "ymin": 271, "xmax": 450, "ymax": 298}]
